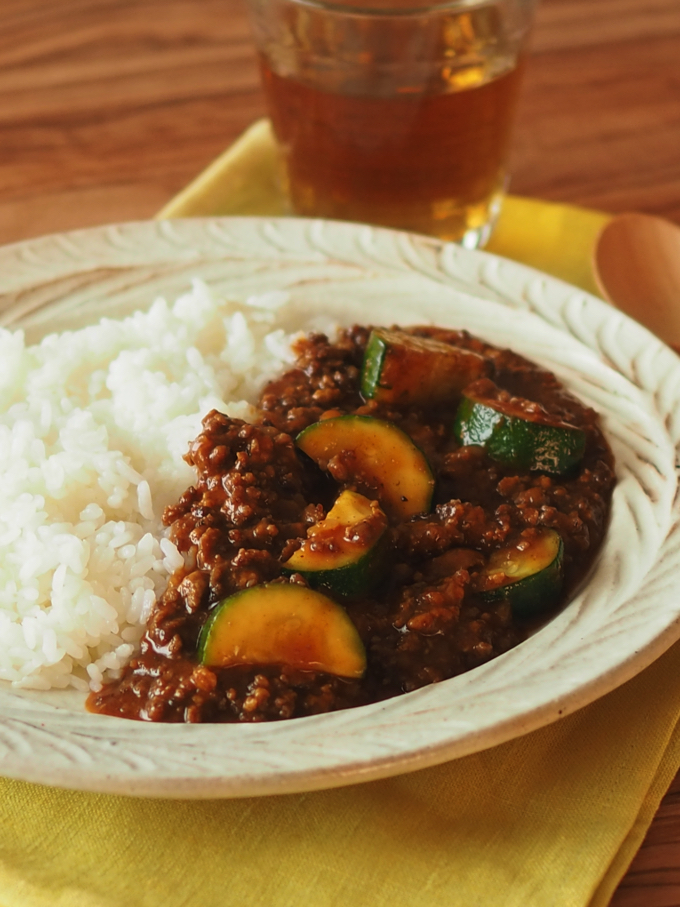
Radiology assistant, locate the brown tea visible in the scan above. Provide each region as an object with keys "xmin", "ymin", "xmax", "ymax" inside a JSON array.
[{"xmin": 261, "ymin": 57, "xmax": 525, "ymax": 242}]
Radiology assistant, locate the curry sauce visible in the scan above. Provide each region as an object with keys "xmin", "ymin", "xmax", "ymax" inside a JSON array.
[{"xmin": 88, "ymin": 325, "xmax": 615, "ymax": 722}]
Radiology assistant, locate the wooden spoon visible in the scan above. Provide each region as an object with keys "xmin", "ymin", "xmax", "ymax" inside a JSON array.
[{"xmin": 593, "ymin": 212, "xmax": 680, "ymax": 353}]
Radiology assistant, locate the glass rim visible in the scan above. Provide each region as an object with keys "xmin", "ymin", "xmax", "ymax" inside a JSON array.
[{"xmin": 265, "ymin": 0, "xmax": 509, "ymax": 18}]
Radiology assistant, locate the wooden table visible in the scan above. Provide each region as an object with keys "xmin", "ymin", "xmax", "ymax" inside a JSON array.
[{"xmin": 2, "ymin": 1, "xmax": 680, "ymax": 903}]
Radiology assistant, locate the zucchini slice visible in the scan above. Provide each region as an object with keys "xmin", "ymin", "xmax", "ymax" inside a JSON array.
[
  {"xmin": 283, "ymin": 490, "xmax": 389, "ymax": 597},
  {"xmin": 198, "ymin": 583, "xmax": 366, "ymax": 678},
  {"xmin": 361, "ymin": 329, "xmax": 489, "ymax": 406},
  {"xmin": 453, "ymin": 385, "xmax": 586, "ymax": 475},
  {"xmin": 296, "ymin": 415, "xmax": 435, "ymax": 520},
  {"xmin": 479, "ymin": 529, "xmax": 564, "ymax": 617}
]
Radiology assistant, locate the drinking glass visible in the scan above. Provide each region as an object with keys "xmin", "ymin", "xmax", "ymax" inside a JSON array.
[{"xmin": 246, "ymin": 0, "xmax": 537, "ymax": 247}]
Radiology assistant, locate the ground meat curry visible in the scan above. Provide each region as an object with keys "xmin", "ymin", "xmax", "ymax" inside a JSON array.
[{"xmin": 88, "ymin": 325, "xmax": 615, "ymax": 723}]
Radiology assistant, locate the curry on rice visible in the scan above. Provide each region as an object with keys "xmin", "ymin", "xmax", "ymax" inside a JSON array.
[{"xmin": 88, "ymin": 324, "xmax": 615, "ymax": 722}]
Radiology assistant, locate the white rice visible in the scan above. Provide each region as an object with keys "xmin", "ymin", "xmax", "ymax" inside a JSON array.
[{"xmin": 0, "ymin": 279, "xmax": 313, "ymax": 693}]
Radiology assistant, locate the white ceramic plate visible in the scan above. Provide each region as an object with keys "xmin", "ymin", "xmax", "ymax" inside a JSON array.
[{"xmin": 1, "ymin": 216, "xmax": 679, "ymax": 799}]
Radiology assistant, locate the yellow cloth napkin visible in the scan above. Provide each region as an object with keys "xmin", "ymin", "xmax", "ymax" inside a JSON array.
[{"xmin": 1, "ymin": 120, "xmax": 678, "ymax": 907}]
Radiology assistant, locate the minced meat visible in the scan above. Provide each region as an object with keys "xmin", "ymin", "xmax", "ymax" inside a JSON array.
[{"xmin": 88, "ymin": 325, "xmax": 615, "ymax": 723}]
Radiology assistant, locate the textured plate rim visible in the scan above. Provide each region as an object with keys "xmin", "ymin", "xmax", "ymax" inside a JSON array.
[{"xmin": 0, "ymin": 215, "xmax": 678, "ymax": 799}]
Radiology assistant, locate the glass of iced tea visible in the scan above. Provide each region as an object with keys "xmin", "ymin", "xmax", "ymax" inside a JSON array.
[{"xmin": 246, "ymin": 0, "xmax": 536, "ymax": 247}]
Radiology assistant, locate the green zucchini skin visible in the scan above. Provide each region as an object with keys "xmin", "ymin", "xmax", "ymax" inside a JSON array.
[
  {"xmin": 361, "ymin": 328, "xmax": 489, "ymax": 406},
  {"xmin": 479, "ymin": 530, "xmax": 564, "ymax": 618},
  {"xmin": 197, "ymin": 583, "xmax": 366, "ymax": 678},
  {"xmin": 454, "ymin": 389, "xmax": 586, "ymax": 475},
  {"xmin": 296, "ymin": 415, "xmax": 435, "ymax": 520},
  {"xmin": 282, "ymin": 491, "xmax": 389, "ymax": 598},
  {"xmin": 360, "ymin": 332, "xmax": 386, "ymax": 402},
  {"xmin": 286, "ymin": 534, "xmax": 389, "ymax": 599}
]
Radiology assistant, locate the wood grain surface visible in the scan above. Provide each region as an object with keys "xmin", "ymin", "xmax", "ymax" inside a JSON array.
[{"xmin": 1, "ymin": 1, "xmax": 680, "ymax": 903}]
